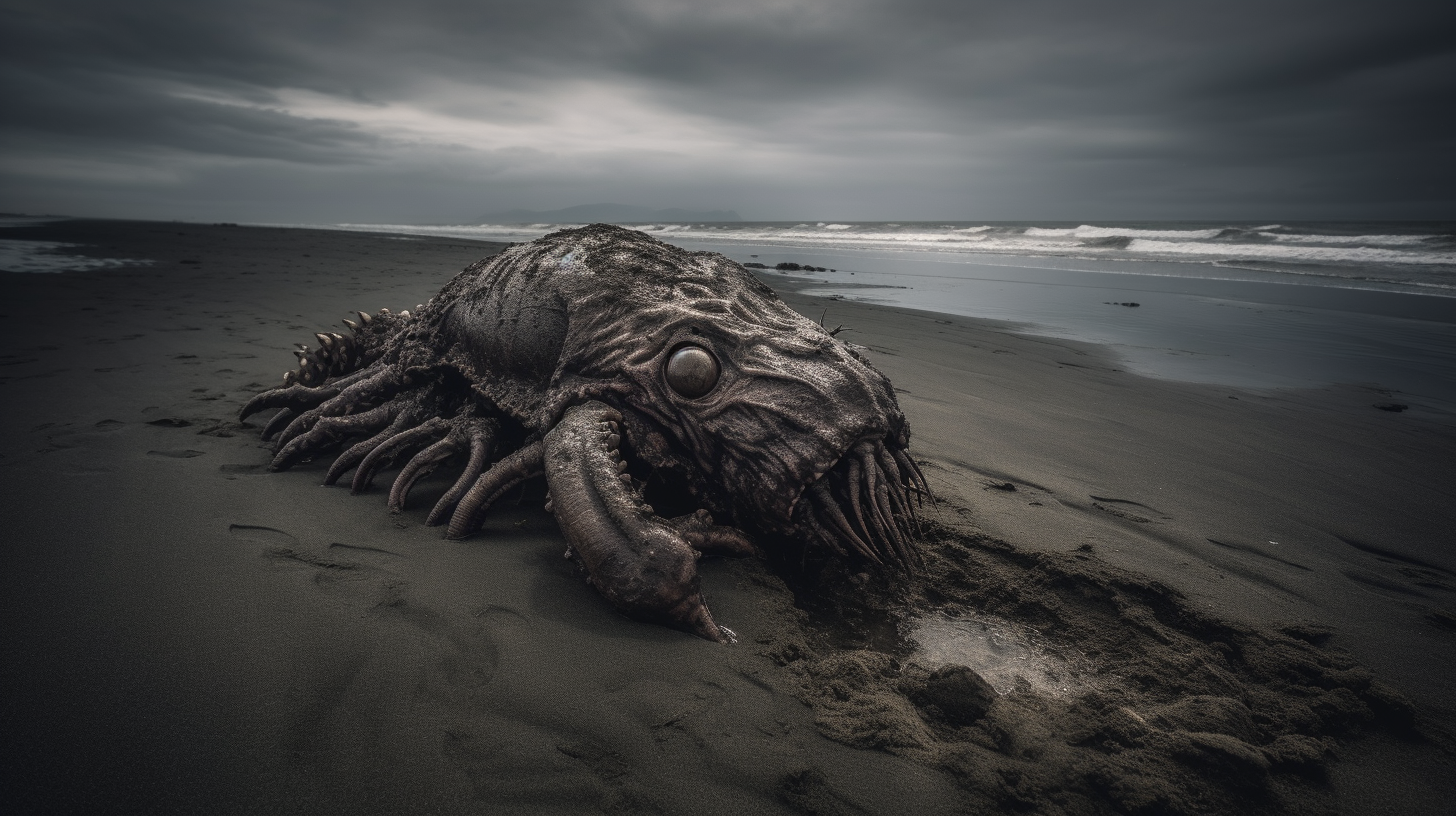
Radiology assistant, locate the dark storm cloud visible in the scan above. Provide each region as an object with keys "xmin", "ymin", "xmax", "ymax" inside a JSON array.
[{"xmin": 2, "ymin": 0, "xmax": 1452, "ymax": 221}]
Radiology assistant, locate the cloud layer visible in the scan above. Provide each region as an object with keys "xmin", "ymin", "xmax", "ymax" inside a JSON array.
[{"xmin": 3, "ymin": 0, "xmax": 1453, "ymax": 221}]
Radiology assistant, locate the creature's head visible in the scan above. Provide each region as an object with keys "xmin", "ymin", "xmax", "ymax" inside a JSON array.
[{"xmin": 449, "ymin": 225, "xmax": 924, "ymax": 568}]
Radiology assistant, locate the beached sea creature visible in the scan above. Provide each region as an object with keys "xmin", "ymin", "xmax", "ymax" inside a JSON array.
[{"xmin": 240, "ymin": 224, "xmax": 926, "ymax": 642}]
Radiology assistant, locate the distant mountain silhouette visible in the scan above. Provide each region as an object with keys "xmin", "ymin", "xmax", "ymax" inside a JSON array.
[{"xmin": 476, "ymin": 203, "xmax": 741, "ymax": 223}]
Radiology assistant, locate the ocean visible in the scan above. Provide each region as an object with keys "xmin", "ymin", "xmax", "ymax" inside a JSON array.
[
  {"xmin": 312, "ymin": 220, "xmax": 1456, "ymax": 408},
  {"xmin": 5, "ymin": 217, "xmax": 1454, "ymax": 407}
]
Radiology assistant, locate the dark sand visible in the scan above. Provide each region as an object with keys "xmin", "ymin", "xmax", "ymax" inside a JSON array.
[{"xmin": 2, "ymin": 220, "xmax": 1452, "ymax": 815}]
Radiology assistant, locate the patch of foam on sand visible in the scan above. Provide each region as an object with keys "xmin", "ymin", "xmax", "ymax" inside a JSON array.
[
  {"xmin": 0, "ymin": 239, "xmax": 154, "ymax": 273},
  {"xmin": 905, "ymin": 611, "xmax": 1099, "ymax": 698}
]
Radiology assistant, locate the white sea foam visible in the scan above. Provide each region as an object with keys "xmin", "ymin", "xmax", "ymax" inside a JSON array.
[
  {"xmin": 287, "ymin": 219, "xmax": 1455, "ymax": 294},
  {"xmin": 1263, "ymin": 232, "xmax": 1434, "ymax": 247},
  {"xmin": 0, "ymin": 240, "xmax": 154, "ymax": 273},
  {"xmin": 1129, "ymin": 238, "xmax": 1454, "ymax": 265}
]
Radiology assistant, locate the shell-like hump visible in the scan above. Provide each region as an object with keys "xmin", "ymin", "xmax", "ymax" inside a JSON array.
[{"xmin": 412, "ymin": 224, "xmax": 907, "ymax": 535}]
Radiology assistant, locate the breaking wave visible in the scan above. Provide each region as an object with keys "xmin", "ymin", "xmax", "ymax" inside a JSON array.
[{"xmin": 302, "ymin": 219, "xmax": 1456, "ymax": 295}]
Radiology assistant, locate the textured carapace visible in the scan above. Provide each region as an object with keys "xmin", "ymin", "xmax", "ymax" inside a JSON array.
[{"xmin": 240, "ymin": 224, "xmax": 928, "ymax": 642}]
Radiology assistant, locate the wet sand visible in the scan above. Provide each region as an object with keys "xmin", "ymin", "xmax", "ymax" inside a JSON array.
[{"xmin": 2, "ymin": 219, "xmax": 1452, "ymax": 814}]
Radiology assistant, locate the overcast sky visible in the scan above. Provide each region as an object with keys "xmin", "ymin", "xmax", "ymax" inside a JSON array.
[{"xmin": 2, "ymin": 0, "xmax": 1452, "ymax": 223}]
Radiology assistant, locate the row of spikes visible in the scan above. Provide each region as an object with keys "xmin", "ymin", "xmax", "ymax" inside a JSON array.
[
  {"xmin": 282, "ymin": 306, "xmax": 419, "ymax": 387},
  {"xmin": 800, "ymin": 439, "xmax": 926, "ymax": 572}
]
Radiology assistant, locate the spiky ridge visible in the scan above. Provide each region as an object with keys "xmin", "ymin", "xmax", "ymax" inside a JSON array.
[
  {"xmin": 796, "ymin": 439, "xmax": 930, "ymax": 572},
  {"xmin": 284, "ymin": 307, "xmax": 415, "ymax": 387}
]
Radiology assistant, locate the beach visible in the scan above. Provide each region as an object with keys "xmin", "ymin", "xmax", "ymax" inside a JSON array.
[{"xmin": 2, "ymin": 219, "xmax": 1453, "ymax": 814}]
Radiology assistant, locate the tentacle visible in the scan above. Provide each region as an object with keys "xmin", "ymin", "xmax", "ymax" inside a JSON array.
[
  {"xmin": 270, "ymin": 401, "xmax": 400, "ymax": 471},
  {"xmin": 861, "ymin": 442, "xmax": 915, "ymax": 570},
  {"xmin": 798, "ymin": 508, "xmax": 850, "ymax": 559},
  {"xmin": 393, "ymin": 417, "xmax": 498, "ymax": 514},
  {"xmin": 261, "ymin": 408, "xmax": 296, "ymax": 442},
  {"xmin": 541, "ymin": 401, "xmax": 733, "ymax": 643},
  {"xmin": 326, "ymin": 434, "xmax": 384, "ymax": 485},
  {"xmin": 806, "ymin": 480, "xmax": 881, "ymax": 564},
  {"xmin": 275, "ymin": 368, "xmax": 403, "ymax": 449},
  {"xmin": 351, "ymin": 417, "xmax": 450, "ymax": 494},
  {"xmin": 875, "ymin": 444, "xmax": 913, "ymax": 511},
  {"xmin": 388, "ymin": 437, "xmax": 460, "ymax": 513},
  {"xmin": 842, "ymin": 455, "xmax": 874, "ymax": 548},
  {"xmin": 323, "ymin": 409, "xmax": 418, "ymax": 486},
  {"xmin": 425, "ymin": 428, "xmax": 497, "ymax": 526},
  {"xmin": 446, "ymin": 440, "xmax": 545, "ymax": 539},
  {"xmin": 239, "ymin": 383, "xmax": 340, "ymax": 423},
  {"xmin": 891, "ymin": 447, "xmax": 931, "ymax": 505},
  {"xmin": 667, "ymin": 509, "xmax": 759, "ymax": 558}
]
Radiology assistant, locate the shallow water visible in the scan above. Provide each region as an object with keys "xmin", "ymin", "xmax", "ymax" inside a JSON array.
[
  {"xmin": 273, "ymin": 219, "xmax": 1456, "ymax": 406},
  {"xmin": 0, "ymin": 238, "xmax": 154, "ymax": 274},
  {"xmin": 684, "ymin": 241, "xmax": 1456, "ymax": 407},
  {"xmin": 905, "ymin": 612, "xmax": 1099, "ymax": 698}
]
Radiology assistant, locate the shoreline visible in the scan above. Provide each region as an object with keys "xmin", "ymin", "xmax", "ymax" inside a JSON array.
[
  {"xmin": 2, "ymin": 219, "xmax": 1453, "ymax": 814},
  {"xmin": 11, "ymin": 218, "xmax": 1456, "ymax": 410}
]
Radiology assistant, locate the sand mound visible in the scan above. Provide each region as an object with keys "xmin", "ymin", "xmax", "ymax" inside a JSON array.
[{"xmin": 761, "ymin": 523, "xmax": 1426, "ymax": 815}]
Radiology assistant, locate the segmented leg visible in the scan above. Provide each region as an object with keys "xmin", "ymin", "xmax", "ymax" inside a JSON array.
[
  {"xmin": 668, "ymin": 509, "xmax": 759, "ymax": 558},
  {"xmin": 391, "ymin": 417, "xmax": 498, "ymax": 514},
  {"xmin": 240, "ymin": 365, "xmax": 378, "ymax": 432},
  {"xmin": 446, "ymin": 440, "xmax": 546, "ymax": 539},
  {"xmin": 351, "ymin": 417, "xmax": 450, "ymax": 494},
  {"xmin": 270, "ymin": 401, "xmax": 400, "ymax": 471},
  {"xmin": 807, "ymin": 480, "xmax": 881, "ymax": 564},
  {"xmin": 275, "ymin": 368, "xmax": 403, "ymax": 449},
  {"xmin": 891, "ymin": 447, "xmax": 931, "ymax": 504},
  {"xmin": 425, "ymin": 430, "xmax": 497, "ymax": 526},
  {"xmin": 261, "ymin": 408, "xmax": 296, "ymax": 441},
  {"xmin": 239, "ymin": 383, "xmax": 341, "ymax": 423},
  {"xmin": 324, "ymin": 411, "xmax": 418, "ymax": 485}
]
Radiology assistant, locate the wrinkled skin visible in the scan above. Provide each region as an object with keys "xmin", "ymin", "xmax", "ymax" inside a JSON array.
[{"xmin": 241, "ymin": 224, "xmax": 927, "ymax": 642}]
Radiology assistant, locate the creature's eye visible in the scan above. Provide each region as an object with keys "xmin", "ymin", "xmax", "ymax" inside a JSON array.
[{"xmin": 665, "ymin": 344, "xmax": 720, "ymax": 399}]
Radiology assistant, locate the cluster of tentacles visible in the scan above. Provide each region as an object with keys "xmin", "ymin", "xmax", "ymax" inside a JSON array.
[
  {"xmin": 796, "ymin": 438, "xmax": 930, "ymax": 572},
  {"xmin": 240, "ymin": 310, "xmax": 536, "ymax": 541}
]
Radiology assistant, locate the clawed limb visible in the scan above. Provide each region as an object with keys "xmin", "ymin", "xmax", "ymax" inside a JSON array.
[
  {"xmin": 542, "ymin": 400, "xmax": 740, "ymax": 644},
  {"xmin": 243, "ymin": 355, "xmax": 756, "ymax": 644}
]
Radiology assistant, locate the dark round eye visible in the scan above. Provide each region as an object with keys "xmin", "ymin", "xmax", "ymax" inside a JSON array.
[{"xmin": 665, "ymin": 344, "xmax": 719, "ymax": 398}]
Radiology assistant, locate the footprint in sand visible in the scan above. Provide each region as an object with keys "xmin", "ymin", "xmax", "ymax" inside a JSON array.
[
  {"xmin": 228, "ymin": 523, "xmax": 299, "ymax": 546},
  {"xmin": 147, "ymin": 417, "xmax": 192, "ymax": 428},
  {"xmin": 1336, "ymin": 534, "xmax": 1455, "ymax": 599}
]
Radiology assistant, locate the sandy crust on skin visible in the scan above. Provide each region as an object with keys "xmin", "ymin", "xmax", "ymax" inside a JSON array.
[{"xmin": 0, "ymin": 219, "xmax": 1452, "ymax": 815}]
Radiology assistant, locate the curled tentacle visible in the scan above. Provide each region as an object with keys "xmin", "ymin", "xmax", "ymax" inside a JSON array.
[
  {"xmin": 239, "ymin": 383, "xmax": 340, "ymax": 423},
  {"xmin": 325, "ymin": 413, "xmax": 415, "ymax": 486},
  {"xmin": 261, "ymin": 408, "xmax": 296, "ymax": 442},
  {"xmin": 446, "ymin": 440, "xmax": 546, "ymax": 539},
  {"xmin": 668, "ymin": 509, "xmax": 760, "ymax": 558},
  {"xmin": 351, "ymin": 417, "xmax": 450, "ymax": 494},
  {"xmin": 391, "ymin": 417, "xmax": 499, "ymax": 514},
  {"xmin": 542, "ymin": 401, "xmax": 733, "ymax": 643},
  {"xmin": 270, "ymin": 401, "xmax": 401, "ymax": 471},
  {"xmin": 426, "ymin": 427, "xmax": 497, "ymax": 526},
  {"xmin": 275, "ymin": 367, "xmax": 403, "ymax": 449},
  {"xmin": 389, "ymin": 438, "xmax": 458, "ymax": 513}
]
